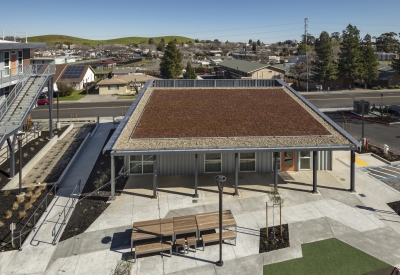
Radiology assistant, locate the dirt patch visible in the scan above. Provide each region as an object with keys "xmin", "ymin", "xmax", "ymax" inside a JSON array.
[
  {"xmin": 0, "ymin": 185, "xmax": 55, "ymax": 251},
  {"xmin": 259, "ymin": 224, "xmax": 290, "ymax": 253},
  {"xmin": 387, "ymin": 201, "xmax": 400, "ymax": 216},
  {"xmin": 60, "ymin": 129, "xmax": 128, "ymax": 241}
]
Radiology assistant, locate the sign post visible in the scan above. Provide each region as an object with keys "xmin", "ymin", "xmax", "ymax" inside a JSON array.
[{"xmin": 10, "ymin": 223, "xmax": 16, "ymax": 247}]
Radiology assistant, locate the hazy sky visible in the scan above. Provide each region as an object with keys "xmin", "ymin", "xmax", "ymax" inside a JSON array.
[{"xmin": 1, "ymin": 0, "xmax": 399, "ymax": 43}]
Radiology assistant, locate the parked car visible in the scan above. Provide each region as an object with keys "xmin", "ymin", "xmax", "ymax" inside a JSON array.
[{"xmin": 37, "ymin": 97, "xmax": 54, "ymax": 105}]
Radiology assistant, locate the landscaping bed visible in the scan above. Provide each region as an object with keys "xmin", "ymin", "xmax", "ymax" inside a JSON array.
[
  {"xmin": 358, "ymin": 145, "xmax": 400, "ymax": 162},
  {"xmin": 259, "ymin": 224, "xmax": 289, "ymax": 253},
  {"xmin": 60, "ymin": 129, "xmax": 128, "ymax": 241},
  {"xmin": 387, "ymin": 201, "xmax": 400, "ymax": 216},
  {"xmin": 0, "ymin": 126, "xmax": 69, "ymax": 190},
  {"xmin": 0, "ymin": 185, "xmax": 54, "ymax": 251}
]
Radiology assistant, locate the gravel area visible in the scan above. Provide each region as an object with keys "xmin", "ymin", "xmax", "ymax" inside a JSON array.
[{"xmin": 113, "ymin": 87, "xmax": 353, "ymax": 151}]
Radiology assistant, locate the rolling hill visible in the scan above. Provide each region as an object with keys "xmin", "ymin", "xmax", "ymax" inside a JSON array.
[{"xmin": 27, "ymin": 35, "xmax": 194, "ymax": 46}]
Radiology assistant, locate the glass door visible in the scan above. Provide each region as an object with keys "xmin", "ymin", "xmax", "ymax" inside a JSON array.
[{"xmin": 282, "ymin": 152, "xmax": 295, "ymax": 171}]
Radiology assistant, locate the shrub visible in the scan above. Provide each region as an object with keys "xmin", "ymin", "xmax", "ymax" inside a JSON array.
[
  {"xmin": 12, "ymin": 202, "xmax": 19, "ymax": 210},
  {"xmin": 34, "ymin": 188, "xmax": 42, "ymax": 197},
  {"xmin": 29, "ymin": 196, "xmax": 37, "ymax": 204},
  {"xmin": 0, "ymin": 221, "xmax": 3, "ymax": 227},
  {"xmin": 24, "ymin": 202, "xmax": 33, "ymax": 211},
  {"xmin": 27, "ymin": 184, "xmax": 35, "ymax": 191},
  {"xmin": 16, "ymin": 196, "xmax": 25, "ymax": 204},
  {"xmin": 38, "ymin": 183, "xmax": 47, "ymax": 191},
  {"xmin": 5, "ymin": 211, "xmax": 12, "ymax": 219},
  {"xmin": 25, "ymin": 191, "xmax": 33, "ymax": 198},
  {"xmin": 18, "ymin": 211, "xmax": 27, "ymax": 219},
  {"xmin": 57, "ymin": 83, "xmax": 74, "ymax": 97},
  {"xmin": 2, "ymin": 190, "xmax": 10, "ymax": 196}
]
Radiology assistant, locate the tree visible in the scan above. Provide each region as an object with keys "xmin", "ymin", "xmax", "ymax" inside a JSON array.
[
  {"xmin": 252, "ymin": 42, "xmax": 257, "ymax": 53},
  {"xmin": 301, "ymin": 34, "xmax": 316, "ymax": 46},
  {"xmin": 297, "ymin": 43, "xmax": 311, "ymax": 56},
  {"xmin": 289, "ymin": 62, "xmax": 306, "ymax": 87},
  {"xmin": 360, "ymin": 34, "xmax": 379, "ymax": 88},
  {"xmin": 376, "ymin": 32, "xmax": 399, "ymax": 53},
  {"xmin": 331, "ymin": 32, "xmax": 341, "ymax": 41},
  {"xmin": 338, "ymin": 24, "xmax": 362, "ymax": 88},
  {"xmin": 57, "ymin": 83, "xmax": 74, "ymax": 97},
  {"xmin": 148, "ymin": 38, "xmax": 155, "ymax": 45},
  {"xmin": 392, "ymin": 57, "xmax": 400, "ymax": 74},
  {"xmin": 159, "ymin": 41, "xmax": 183, "ymax": 79},
  {"xmin": 311, "ymin": 31, "xmax": 337, "ymax": 89},
  {"xmin": 257, "ymin": 39, "xmax": 261, "ymax": 46},
  {"xmin": 183, "ymin": 62, "xmax": 197, "ymax": 79},
  {"xmin": 248, "ymin": 39, "xmax": 253, "ymax": 44}
]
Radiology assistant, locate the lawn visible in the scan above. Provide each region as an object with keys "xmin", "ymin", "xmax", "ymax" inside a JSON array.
[
  {"xmin": 263, "ymin": 238, "xmax": 391, "ymax": 275},
  {"xmin": 58, "ymin": 90, "xmax": 86, "ymax": 101}
]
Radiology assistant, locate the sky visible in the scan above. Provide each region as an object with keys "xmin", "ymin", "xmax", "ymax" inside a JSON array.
[{"xmin": 1, "ymin": 0, "xmax": 400, "ymax": 43}]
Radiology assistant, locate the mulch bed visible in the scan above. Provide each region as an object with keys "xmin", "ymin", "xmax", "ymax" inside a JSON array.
[
  {"xmin": 0, "ymin": 185, "xmax": 55, "ymax": 251},
  {"xmin": 387, "ymin": 201, "xmax": 400, "ymax": 216},
  {"xmin": 0, "ymin": 126, "xmax": 69, "ymax": 190},
  {"xmin": 60, "ymin": 129, "xmax": 128, "ymax": 241},
  {"xmin": 259, "ymin": 224, "xmax": 290, "ymax": 253},
  {"xmin": 358, "ymin": 145, "xmax": 400, "ymax": 162}
]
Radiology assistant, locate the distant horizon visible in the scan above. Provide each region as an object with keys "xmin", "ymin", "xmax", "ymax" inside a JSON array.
[{"xmin": 1, "ymin": 0, "xmax": 399, "ymax": 44}]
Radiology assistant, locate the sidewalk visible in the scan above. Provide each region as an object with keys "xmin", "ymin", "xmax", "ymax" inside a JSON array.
[{"xmin": 0, "ymin": 122, "xmax": 114, "ymax": 275}]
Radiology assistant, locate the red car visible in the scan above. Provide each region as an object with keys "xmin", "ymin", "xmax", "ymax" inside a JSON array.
[{"xmin": 37, "ymin": 98, "xmax": 54, "ymax": 105}]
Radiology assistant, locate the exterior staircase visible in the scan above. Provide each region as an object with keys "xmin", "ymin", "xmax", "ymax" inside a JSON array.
[{"xmin": 0, "ymin": 64, "xmax": 55, "ymax": 148}]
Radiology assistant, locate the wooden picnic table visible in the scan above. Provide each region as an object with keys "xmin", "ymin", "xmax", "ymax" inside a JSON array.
[
  {"xmin": 173, "ymin": 215, "xmax": 198, "ymax": 239},
  {"xmin": 195, "ymin": 210, "xmax": 237, "ymax": 236}
]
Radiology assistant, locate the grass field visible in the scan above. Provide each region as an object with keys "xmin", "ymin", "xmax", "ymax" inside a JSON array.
[
  {"xmin": 58, "ymin": 90, "xmax": 86, "ymax": 101},
  {"xmin": 263, "ymin": 238, "xmax": 391, "ymax": 275},
  {"xmin": 28, "ymin": 35, "xmax": 194, "ymax": 46}
]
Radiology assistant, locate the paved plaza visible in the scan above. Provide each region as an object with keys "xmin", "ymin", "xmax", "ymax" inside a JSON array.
[{"xmin": 0, "ymin": 131, "xmax": 400, "ymax": 274}]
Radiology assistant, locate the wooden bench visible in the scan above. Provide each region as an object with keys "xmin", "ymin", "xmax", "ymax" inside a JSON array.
[
  {"xmin": 134, "ymin": 241, "xmax": 172, "ymax": 262},
  {"xmin": 201, "ymin": 230, "xmax": 236, "ymax": 250}
]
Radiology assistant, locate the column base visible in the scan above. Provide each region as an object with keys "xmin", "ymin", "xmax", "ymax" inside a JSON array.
[
  {"xmin": 193, "ymin": 194, "xmax": 199, "ymax": 198},
  {"xmin": 216, "ymin": 260, "xmax": 224, "ymax": 267},
  {"xmin": 152, "ymin": 195, "xmax": 158, "ymax": 199}
]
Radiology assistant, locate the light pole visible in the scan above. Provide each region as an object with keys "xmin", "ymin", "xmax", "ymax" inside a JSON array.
[
  {"xmin": 56, "ymin": 91, "xmax": 59, "ymax": 124},
  {"xmin": 215, "ymin": 175, "xmax": 226, "ymax": 267},
  {"xmin": 16, "ymin": 132, "xmax": 25, "ymax": 196},
  {"xmin": 381, "ymin": 93, "xmax": 383, "ymax": 118},
  {"xmin": 361, "ymin": 100, "xmax": 365, "ymax": 139}
]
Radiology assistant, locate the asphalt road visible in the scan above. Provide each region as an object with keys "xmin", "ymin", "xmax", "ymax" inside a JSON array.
[
  {"xmin": 323, "ymin": 111, "xmax": 400, "ymax": 154},
  {"xmin": 302, "ymin": 90, "xmax": 400, "ymax": 109},
  {"xmin": 31, "ymin": 101, "xmax": 134, "ymax": 120}
]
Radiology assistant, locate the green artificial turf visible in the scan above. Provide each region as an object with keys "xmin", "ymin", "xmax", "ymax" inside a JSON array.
[{"xmin": 263, "ymin": 238, "xmax": 391, "ymax": 275}]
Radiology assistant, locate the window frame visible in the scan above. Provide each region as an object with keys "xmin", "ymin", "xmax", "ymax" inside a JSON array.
[
  {"xmin": 299, "ymin": 151, "xmax": 311, "ymax": 170},
  {"xmin": 239, "ymin": 152, "xmax": 256, "ymax": 172},
  {"xmin": 204, "ymin": 153, "xmax": 222, "ymax": 173},
  {"xmin": 129, "ymin": 155, "xmax": 154, "ymax": 174}
]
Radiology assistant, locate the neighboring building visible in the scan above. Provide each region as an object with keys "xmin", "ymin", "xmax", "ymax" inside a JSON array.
[
  {"xmin": 219, "ymin": 59, "xmax": 272, "ymax": 79},
  {"xmin": 104, "ymin": 79, "xmax": 358, "ymax": 199},
  {"xmin": 92, "ymin": 59, "xmax": 117, "ymax": 70},
  {"xmin": 0, "ymin": 40, "xmax": 46, "ymax": 96},
  {"xmin": 54, "ymin": 64, "xmax": 95, "ymax": 90},
  {"xmin": 30, "ymin": 56, "xmax": 77, "ymax": 65},
  {"xmin": 112, "ymin": 67, "xmax": 138, "ymax": 76},
  {"xmin": 96, "ymin": 74, "xmax": 162, "ymax": 95},
  {"xmin": 288, "ymin": 55, "xmax": 307, "ymax": 63},
  {"xmin": 376, "ymin": 52, "xmax": 398, "ymax": 61}
]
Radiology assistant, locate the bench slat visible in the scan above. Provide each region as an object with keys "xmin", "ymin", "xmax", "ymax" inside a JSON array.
[{"xmin": 202, "ymin": 231, "xmax": 236, "ymax": 243}]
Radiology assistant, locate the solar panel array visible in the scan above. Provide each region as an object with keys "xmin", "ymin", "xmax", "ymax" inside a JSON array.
[{"xmin": 61, "ymin": 66, "xmax": 85, "ymax": 79}]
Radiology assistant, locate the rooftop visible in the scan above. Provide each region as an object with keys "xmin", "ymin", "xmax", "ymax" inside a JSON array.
[{"xmin": 219, "ymin": 59, "xmax": 268, "ymax": 74}]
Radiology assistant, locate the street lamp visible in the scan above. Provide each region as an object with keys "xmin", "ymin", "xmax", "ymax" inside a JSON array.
[
  {"xmin": 361, "ymin": 100, "xmax": 365, "ymax": 139},
  {"xmin": 16, "ymin": 132, "xmax": 25, "ymax": 196},
  {"xmin": 215, "ymin": 175, "xmax": 226, "ymax": 267}
]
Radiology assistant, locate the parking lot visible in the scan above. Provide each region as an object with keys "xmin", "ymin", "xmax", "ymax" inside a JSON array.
[{"xmin": 366, "ymin": 164, "xmax": 400, "ymax": 192}]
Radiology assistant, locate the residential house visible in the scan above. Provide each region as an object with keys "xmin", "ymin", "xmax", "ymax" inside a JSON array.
[
  {"xmin": 376, "ymin": 52, "xmax": 398, "ymax": 61},
  {"xmin": 96, "ymin": 74, "xmax": 162, "ymax": 95},
  {"xmin": 54, "ymin": 64, "xmax": 95, "ymax": 90},
  {"xmin": 218, "ymin": 59, "xmax": 272, "ymax": 79}
]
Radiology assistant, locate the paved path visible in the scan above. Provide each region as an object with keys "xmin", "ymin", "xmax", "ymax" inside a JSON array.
[{"xmin": 0, "ymin": 122, "xmax": 114, "ymax": 275}]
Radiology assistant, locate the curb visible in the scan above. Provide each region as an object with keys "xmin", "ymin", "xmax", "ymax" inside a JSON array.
[
  {"xmin": 58, "ymin": 124, "xmax": 74, "ymax": 140},
  {"xmin": 91, "ymin": 122, "xmax": 99, "ymax": 138},
  {"xmin": 370, "ymin": 154, "xmax": 392, "ymax": 165},
  {"xmin": 56, "ymin": 132, "xmax": 91, "ymax": 186},
  {"xmin": 3, "ymin": 135, "xmax": 59, "ymax": 190}
]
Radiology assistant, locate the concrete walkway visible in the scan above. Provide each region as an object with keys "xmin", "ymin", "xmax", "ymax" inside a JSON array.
[
  {"xmin": 0, "ymin": 122, "xmax": 114, "ymax": 275},
  {"xmin": 1, "ymin": 149, "xmax": 400, "ymax": 274}
]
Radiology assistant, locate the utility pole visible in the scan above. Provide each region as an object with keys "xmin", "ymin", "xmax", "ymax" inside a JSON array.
[{"xmin": 304, "ymin": 18, "xmax": 309, "ymax": 92}]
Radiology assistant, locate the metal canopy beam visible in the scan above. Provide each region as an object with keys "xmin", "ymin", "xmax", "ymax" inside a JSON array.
[{"xmin": 312, "ymin": 151, "xmax": 318, "ymax": 193}]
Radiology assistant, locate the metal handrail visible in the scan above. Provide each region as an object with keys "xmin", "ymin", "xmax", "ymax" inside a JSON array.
[
  {"xmin": 52, "ymin": 179, "xmax": 81, "ymax": 245},
  {"xmin": 13, "ymin": 183, "xmax": 58, "ymax": 250}
]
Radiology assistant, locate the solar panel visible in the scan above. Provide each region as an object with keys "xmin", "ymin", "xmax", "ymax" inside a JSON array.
[{"xmin": 61, "ymin": 66, "xmax": 85, "ymax": 79}]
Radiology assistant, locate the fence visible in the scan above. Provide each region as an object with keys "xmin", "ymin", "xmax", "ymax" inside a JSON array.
[{"xmin": 153, "ymin": 79, "xmax": 278, "ymax": 88}]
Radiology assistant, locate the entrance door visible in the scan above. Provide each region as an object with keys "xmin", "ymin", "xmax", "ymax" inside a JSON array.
[
  {"xmin": 11, "ymin": 54, "xmax": 16, "ymax": 75},
  {"xmin": 282, "ymin": 152, "xmax": 295, "ymax": 171}
]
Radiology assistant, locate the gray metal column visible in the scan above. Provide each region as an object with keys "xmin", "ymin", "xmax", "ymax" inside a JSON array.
[
  {"xmin": 152, "ymin": 155, "xmax": 157, "ymax": 199},
  {"xmin": 110, "ymin": 155, "xmax": 115, "ymax": 200},
  {"xmin": 312, "ymin": 151, "xmax": 318, "ymax": 194},
  {"xmin": 234, "ymin": 153, "xmax": 239, "ymax": 196},
  {"xmin": 48, "ymin": 78, "xmax": 53, "ymax": 139},
  {"xmin": 350, "ymin": 150, "xmax": 355, "ymax": 192},
  {"xmin": 274, "ymin": 152, "xmax": 279, "ymax": 190},
  {"xmin": 194, "ymin": 154, "xmax": 199, "ymax": 198},
  {"xmin": 7, "ymin": 137, "xmax": 16, "ymax": 177}
]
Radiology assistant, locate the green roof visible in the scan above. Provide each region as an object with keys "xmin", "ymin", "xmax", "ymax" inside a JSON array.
[{"xmin": 219, "ymin": 59, "xmax": 268, "ymax": 74}]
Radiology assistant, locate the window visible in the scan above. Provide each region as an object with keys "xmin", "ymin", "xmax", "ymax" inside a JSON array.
[
  {"xmin": 204, "ymin": 153, "xmax": 222, "ymax": 173},
  {"xmin": 130, "ymin": 155, "xmax": 154, "ymax": 174},
  {"xmin": 4, "ymin": 51, "xmax": 10, "ymax": 76},
  {"xmin": 299, "ymin": 151, "xmax": 311, "ymax": 170},
  {"xmin": 18, "ymin": 50, "xmax": 23, "ymax": 73},
  {"xmin": 108, "ymin": 85, "xmax": 119, "ymax": 90},
  {"xmin": 239, "ymin": 153, "xmax": 256, "ymax": 172}
]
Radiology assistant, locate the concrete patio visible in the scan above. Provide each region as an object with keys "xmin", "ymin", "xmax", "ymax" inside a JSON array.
[{"xmin": 1, "ymin": 151, "xmax": 400, "ymax": 274}]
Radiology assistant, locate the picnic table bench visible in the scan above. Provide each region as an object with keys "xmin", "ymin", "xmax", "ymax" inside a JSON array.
[
  {"xmin": 201, "ymin": 230, "xmax": 236, "ymax": 250},
  {"xmin": 134, "ymin": 241, "xmax": 172, "ymax": 262}
]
